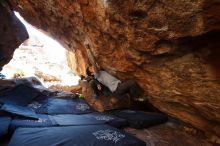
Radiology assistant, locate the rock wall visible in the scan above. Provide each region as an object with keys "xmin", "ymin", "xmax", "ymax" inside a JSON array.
[
  {"xmin": 8, "ymin": 0, "xmax": 220, "ymax": 141},
  {"xmin": 0, "ymin": 0, "xmax": 28, "ymax": 70}
]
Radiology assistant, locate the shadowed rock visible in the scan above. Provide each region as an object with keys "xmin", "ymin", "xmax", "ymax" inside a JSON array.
[{"xmin": 0, "ymin": 0, "xmax": 28, "ymax": 70}]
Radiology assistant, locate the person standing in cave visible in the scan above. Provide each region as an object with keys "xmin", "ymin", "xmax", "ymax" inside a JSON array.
[{"xmin": 86, "ymin": 64, "xmax": 143, "ymax": 100}]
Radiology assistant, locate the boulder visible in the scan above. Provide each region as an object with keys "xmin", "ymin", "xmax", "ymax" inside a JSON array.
[
  {"xmin": 5, "ymin": 0, "xmax": 220, "ymax": 141},
  {"xmin": 81, "ymin": 80, "xmax": 130, "ymax": 112},
  {"xmin": 0, "ymin": 0, "xmax": 28, "ymax": 70}
]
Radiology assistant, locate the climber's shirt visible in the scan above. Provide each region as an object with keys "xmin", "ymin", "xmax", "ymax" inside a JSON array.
[{"xmin": 94, "ymin": 71, "xmax": 121, "ymax": 92}]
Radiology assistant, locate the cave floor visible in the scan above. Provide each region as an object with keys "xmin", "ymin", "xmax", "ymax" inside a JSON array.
[
  {"xmin": 0, "ymin": 122, "xmax": 213, "ymax": 146},
  {"xmin": 0, "ymin": 78, "xmax": 214, "ymax": 146},
  {"xmin": 125, "ymin": 121, "xmax": 212, "ymax": 146}
]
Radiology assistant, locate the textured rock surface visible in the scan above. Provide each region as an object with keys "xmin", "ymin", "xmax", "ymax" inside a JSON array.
[
  {"xmin": 7, "ymin": 0, "xmax": 220, "ymax": 141},
  {"xmin": 125, "ymin": 123, "xmax": 213, "ymax": 146},
  {"xmin": 0, "ymin": 0, "xmax": 28, "ymax": 70},
  {"xmin": 81, "ymin": 80, "xmax": 130, "ymax": 112}
]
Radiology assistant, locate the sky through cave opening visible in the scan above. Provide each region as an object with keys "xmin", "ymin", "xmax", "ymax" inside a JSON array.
[{"xmin": 1, "ymin": 12, "xmax": 80, "ymax": 88}]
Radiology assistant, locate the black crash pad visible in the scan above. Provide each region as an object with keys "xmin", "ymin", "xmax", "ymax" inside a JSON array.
[{"xmin": 109, "ymin": 110, "xmax": 168, "ymax": 129}]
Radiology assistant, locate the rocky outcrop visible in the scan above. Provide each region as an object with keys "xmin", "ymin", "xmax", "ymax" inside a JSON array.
[
  {"xmin": 6, "ymin": 0, "xmax": 220, "ymax": 142},
  {"xmin": 81, "ymin": 80, "xmax": 130, "ymax": 112},
  {"xmin": 0, "ymin": 0, "xmax": 28, "ymax": 70}
]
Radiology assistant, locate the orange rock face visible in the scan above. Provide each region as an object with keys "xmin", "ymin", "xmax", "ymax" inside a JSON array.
[{"xmin": 8, "ymin": 0, "xmax": 220, "ymax": 140}]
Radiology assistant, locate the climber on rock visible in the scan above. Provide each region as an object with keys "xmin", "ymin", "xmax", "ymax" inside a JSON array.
[
  {"xmin": 86, "ymin": 64, "xmax": 143, "ymax": 100},
  {"xmin": 84, "ymin": 69, "xmax": 112, "ymax": 98}
]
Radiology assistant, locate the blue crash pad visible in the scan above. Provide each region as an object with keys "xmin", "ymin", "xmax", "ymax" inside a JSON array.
[
  {"xmin": 109, "ymin": 110, "xmax": 168, "ymax": 129},
  {"xmin": 26, "ymin": 95, "xmax": 50, "ymax": 112},
  {"xmin": 10, "ymin": 114, "xmax": 56, "ymax": 131},
  {"xmin": 49, "ymin": 114, "xmax": 104, "ymax": 126},
  {"xmin": 0, "ymin": 116, "xmax": 11, "ymax": 137},
  {"xmin": 0, "ymin": 73, "xmax": 6, "ymax": 79},
  {"xmin": 9, "ymin": 125, "xmax": 146, "ymax": 146},
  {"xmin": 10, "ymin": 112, "xmax": 127, "ymax": 130},
  {"xmin": 10, "ymin": 114, "xmax": 102, "ymax": 130},
  {"xmin": 84, "ymin": 112, "xmax": 128, "ymax": 128},
  {"xmin": 36, "ymin": 98, "xmax": 93, "ymax": 115},
  {"xmin": 1, "ymin": 103, "xmax": 38, "ymax": 119},
  {"xmin": 0, "ymin": 84, "xmax": 40, "ymax": 106}
]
